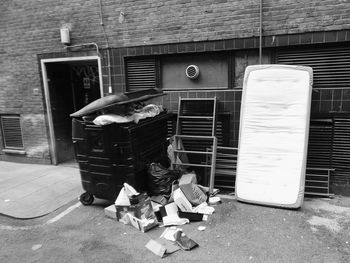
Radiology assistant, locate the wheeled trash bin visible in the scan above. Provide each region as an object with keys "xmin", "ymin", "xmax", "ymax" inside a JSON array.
[{"xmin": 72, "ymin": 112, "xmax": 171, "ymax": 205}]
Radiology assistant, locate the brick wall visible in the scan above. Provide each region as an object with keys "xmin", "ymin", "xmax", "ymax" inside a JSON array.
[
  {"xmin": 100, "ymin": 0, "xmax": 350, "ymax": 47},
  {"xmin": 1, "ymin": 0, "xmax": 350, "ymax": 162}
]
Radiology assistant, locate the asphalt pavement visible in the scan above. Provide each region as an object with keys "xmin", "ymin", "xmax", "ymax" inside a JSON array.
[
  {"xmin": 0, "ymin": 160, "xmax": 350, "ymax": 262},
  {"xmin": 0, "ymin": 194, "xmax": 350, "ymax": 262}
]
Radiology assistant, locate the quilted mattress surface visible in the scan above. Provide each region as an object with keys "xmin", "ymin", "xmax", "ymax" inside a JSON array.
[{"xmin": 235, "ymin": 65, "xmax": 313, "ymax": 208}]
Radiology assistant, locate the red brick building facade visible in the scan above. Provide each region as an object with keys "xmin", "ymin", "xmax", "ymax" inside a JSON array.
[{"xmin": 1, "ymin": 0, "xmax": 350, "ymax": 186}]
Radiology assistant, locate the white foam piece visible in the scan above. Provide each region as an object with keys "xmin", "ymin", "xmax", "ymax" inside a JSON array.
[{"xmin": 235, "ymin": 65, "xmax": 313, "ymax": 208}]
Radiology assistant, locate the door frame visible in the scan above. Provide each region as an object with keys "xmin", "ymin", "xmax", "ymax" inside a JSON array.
[{"xmin": 40, "ymin": 56, "xmax": 103, "ymax": 164}]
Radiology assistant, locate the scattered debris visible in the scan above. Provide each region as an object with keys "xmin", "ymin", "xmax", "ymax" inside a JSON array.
[
  {"xmin": 173, "ymin": 188, "xmax": 193, "ymax": 212},
  {"xmin": 147, "ymin": 163, "xmax": 181, "ymax": 198},
  {"xmin": 145, "ymin": 238, "xmax": 180, "ymax": 258},
  {"xmin": 159, "ymin": 203, "xmax": 189, "ymax": 226},
  {"xmin": 173, "ymin": 230, "xmax": 199, "ymax": 251},
  {"xmin": 193, "ymin": 202, "xmax": 215, "ymax": 215},
  {"xmin": 31, "ymin": 244, "xmax": 42, "ymax": 251},
  {"xmin": 127, "ymin": 213, "xmax": 158, "ymax": 233},
  {"xmin": 208, "ymin": 196, "xmax": 221, "ymax": 206},
  {"xmin": 146, "ymin": 227, "xmax": 199, "ymax": 257},
  {"xmin": 73, "ymin": 92, "xmax": 223, "ymax": 258},
  {"xmin": 198, "ymin": 226, "xmax": 206, "ymax": 231},
  {"xmin": 178, "ymin": 211, "xmax": 207, "ymax": 222},
  {"xmin": 108, "ymin": 165, "xmax": 222, "ymax": 257},
  {"xmin": 93, "ymin": 104, "xmax": 164, "ymax": 125},
  {"xmin": 160, "ymin": 227, "xmax": 181, "ymax": 242},
  {"xmin": 114, "ymin": 185, "xmax": 159, "ymax": 232},
  {"xmin": 104, "ymin": 204, "xmax": 117, "ymax": 219}
]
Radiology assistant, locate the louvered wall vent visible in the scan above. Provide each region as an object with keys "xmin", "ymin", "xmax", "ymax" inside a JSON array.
[
  {"xmin": 1, "ymin": 115, "xmax": 24, "ymax": 149},
  {"xmin": 277, "ymin": 47, "xmax": 350, "ymax": 89},
  {"xmin": 126, "ymin": 57, "xmax": 157, "ymax": 92},
  {"xmin": 185, "ymin": 65, "xmax": 200, "ymax": 79}
]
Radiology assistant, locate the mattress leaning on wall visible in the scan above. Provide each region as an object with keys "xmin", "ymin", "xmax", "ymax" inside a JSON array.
[{"xmin": 235, "ymin": 64, "xmax": 313, "ymax": 208}]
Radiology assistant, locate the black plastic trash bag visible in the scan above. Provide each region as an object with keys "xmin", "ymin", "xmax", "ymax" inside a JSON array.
[{"xmin": 147, "ymin": 163, "xmax": 181, "ymax": 197}]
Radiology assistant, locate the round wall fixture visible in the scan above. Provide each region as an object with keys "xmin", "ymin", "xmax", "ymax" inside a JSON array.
[{"xmin": 185, "ymin": 65, "xmax": 200, "ymax": 79}]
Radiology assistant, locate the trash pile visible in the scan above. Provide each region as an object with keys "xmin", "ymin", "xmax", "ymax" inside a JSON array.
[
  {"xmin": 104, "ymin": 166, "xmax": 221, "ymax": 258},
  {"xmin": 92, "ymin": 104, "xmax": 164, "ymax": 125},
  {"xmin": 70, "ymin": 88, "xmax": 166, "ymax": 126},
  {"xmin": 70, "ymin": 88, "xmax": 166, "ymax": 119},
  {"xmin": 71, "ymin": 88, "xmax": 223, "ymax": 257}
]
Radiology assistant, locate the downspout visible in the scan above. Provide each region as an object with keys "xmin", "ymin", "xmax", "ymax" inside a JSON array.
[
  {"xmin": 259, "ymin": 0, "xmax": 263, "ymax": 64},
  {"xmin": 99, "ymin": 0, "xmax": 113, "ymax": 94}
]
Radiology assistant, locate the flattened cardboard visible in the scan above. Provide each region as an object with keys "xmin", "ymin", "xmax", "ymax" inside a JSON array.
[
  {"xmin": 128, "ymin": 214, "xmax": 158, "ymax": 232},
  {"xmin": 173, "ymin": 188, "xmax": 193, "ymax": 212},
  {"xmin": 145, "ymin": 238, "xmax": 180, "ymax": 258},
  {"xmin": 104, "ymin": 204, "xmax": 117, "ymax": 219},
  {"xmin": 145, "ymin": 239, "xmax": 167, "ymax": 257},
  {"xmin": 174, "ymin": 231, "xmax": 199, "ymax": 251},
  {"xmin": 116, "ymin": 193, "xmax": 155, "ymax": 221},
  {"xmin": 179, "ymin": 183, "xmax": 207, "ymax": 206}
]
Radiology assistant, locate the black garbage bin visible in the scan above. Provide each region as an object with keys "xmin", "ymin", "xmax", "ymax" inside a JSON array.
[{"xmin": 72, "ymin": 112, "xmax": 172, "ymax": 205}]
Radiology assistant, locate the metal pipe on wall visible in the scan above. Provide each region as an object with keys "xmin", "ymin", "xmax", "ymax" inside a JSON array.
[
  {"xmin": 63, "ymin": 43, "xmax": 100, "ymax": 55},
  {"xmin": 99, "ymin": 0, "xmax": 113, "ymax": 94},
  {"xmin": 259, "ymin": 0, "xmax": 263, "ymax": 64}
]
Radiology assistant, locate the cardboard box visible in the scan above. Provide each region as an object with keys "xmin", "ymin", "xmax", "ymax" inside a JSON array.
[
  {"xmin": 159, "ymin": 202, "xmax": 179, "ymax": 218},
  {"xmin": 179, "ymin": 183, "xmax": 207, "ymax": 206},
  {"xmin": 128, "ymin": 213, "xmax": 158, "ymax": 232},
  {"xmin": 179, "ymin": 172, "xmax": 197, "ymax": 185},
  {"xmin": 116, "ymin": 193, "xmax": 155, "ymax": 221},
  {"xmin": 145, "ymin": 238, "xmax": 180, "ymax": 258},
  {"xmin": 116, "ymin": 206, "xmax": 132, "ymax": 221},
  {"xmin": 145, "ymin": 239, "xmax": 167, "ymax": 257},
  {"xmin": 104, "ymin": 204, "xmax": 117, "ymax": 219},
  {"xmin": 173, "ymin": 188, "xmax": 193, "ymax": 212}
]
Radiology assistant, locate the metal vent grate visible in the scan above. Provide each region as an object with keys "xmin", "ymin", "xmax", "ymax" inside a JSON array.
[
  {"xmin": 307, "ymin": 119, "xmax": 333, "ymax": 169},
  {"xmin": 331, "ymin": 118, "xmax": 350, "ymax": 183},
  {"xmin": 306, "ymin": 116, "xmax": 350, "ymax": 184},
  {"xmin": 277, "ymin": 47, "xmax": 350, "ymax": 89},
  {"xmin": 1, "ymin": 115, "xmax": 24, "ymax": 149},
  {"xmin": 126, "ymin": 57, "xmax": 157, "ymax": 92},
  {"xmin": 185, "ymin": 65, "xmax": 200, "ymax": 79}
]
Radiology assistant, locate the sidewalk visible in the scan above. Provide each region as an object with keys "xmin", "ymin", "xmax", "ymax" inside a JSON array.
[{"xmin": 0, "ymin": 161, "xmax": 82, "ymax": 219}]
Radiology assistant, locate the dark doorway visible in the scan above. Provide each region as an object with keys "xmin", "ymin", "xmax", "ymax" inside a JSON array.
[{"xmin": 46, "ymin": 60, "xmax": 100, "ymax": 164}]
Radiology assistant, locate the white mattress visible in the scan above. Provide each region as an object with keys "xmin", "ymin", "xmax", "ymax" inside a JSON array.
[{"xmin": 235, "ymin": 65, "xmax": 313, "ymax": 208}]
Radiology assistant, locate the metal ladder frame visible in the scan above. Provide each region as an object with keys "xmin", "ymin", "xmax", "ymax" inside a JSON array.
[{"xmin": 173, "ymin": 97, "xmax": 218, "ymax": 195}]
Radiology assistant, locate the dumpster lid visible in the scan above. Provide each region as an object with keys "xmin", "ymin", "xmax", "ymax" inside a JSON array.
[{"xmin": 70, "ymin": 88, "xmax": 166, "ymax": 118}]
